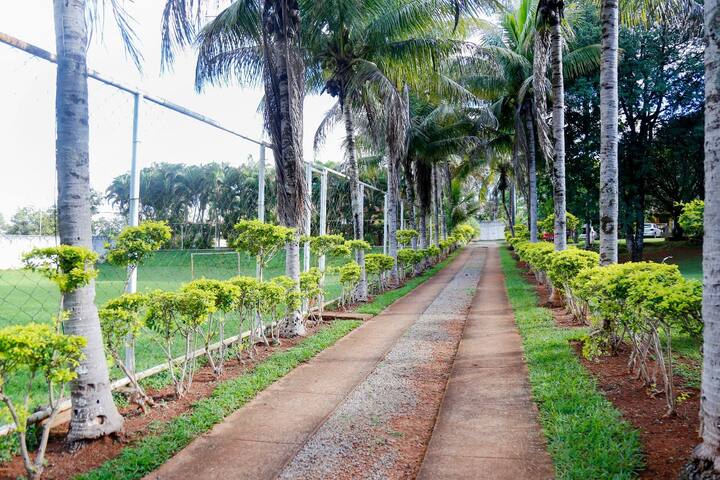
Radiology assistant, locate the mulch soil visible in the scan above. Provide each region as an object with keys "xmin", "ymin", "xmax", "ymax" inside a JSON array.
[
  {"xmin": 517, "ymin": 260, "xmax": 701, "ymax": 479},
  {"xmin": 0, "ymin": 318, "xmax": 337, "ymax": 480}
]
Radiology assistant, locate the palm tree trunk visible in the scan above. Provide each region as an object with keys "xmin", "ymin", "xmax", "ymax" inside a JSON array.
[
  {"xmin": 599, "ymin": 0, "xmax": 619, "ymax": 265},
  {"xmin": 526, "ymin": 109, "xmax": 539, "ymax": 243},
  {"xmin": 432, "ymin": 164, "xmax": 440, "ymax": 246},
  {"xmin": 549, "ymin": 15, "xmax": 567, "ymax": 251},
  {"xmin": 53, "ymin": 0, "xmax": 123, "ymax": 441},
  {"xmin": 387, "ymin": 162, "xmax": 400, "ymax": 286},
  {"xmin": 262, "ymin": 0, "xmax": 306, "ymax": 336},
  {"xmin": 342, "ymin": 96, "xmax": 368, "ymax": 300},
  {"xmin": 683, "ymin": 2, "xmax": 720, "ymax": 474},
  {"xmin": 532, "ymin": 25, "xmax": 554, "ymax": 172}
]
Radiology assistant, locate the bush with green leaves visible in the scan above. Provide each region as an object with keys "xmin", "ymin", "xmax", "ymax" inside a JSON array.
[
  {"xmin": 0, "ymin": 324, "xmax": 85, "ymax": 480},
  {"xmin": 144, "ymin": 289, "xmax": 216, "ymax": 397},
  {"xmin": 539, "ymin": 212, "xmax": 580, "ymax": 235},
  {"xmin": 300, "ymin": 268, "xmax": 324, "ymax": 317},
  {"xmin": 397, "ymin": 248, "xmax": 417, "ymax": 277},
  {"xmin": 181, "ymin": 279, "xmax": 240, "ymax": 374},
  {"xmin": 270, "ymin": 276, "xmax": 302, "ymax": 340},
  {"xmin": 231, "ymin": 220, "xmax": 295, "ymax": 280},
  {"xmin": 106, "ymin": 221, "xmax": 172, "ymax": 288},
  {"xmin": 427, "ymin": 245, "xmax": 441, "ymax": 260},
  {"xmin": 365, "ymin": 253, "xmax": 395, "ymax": 292},
  {"xmin": 545, "ymin": 248, "xmax": 600, "ymax": 320},
  {"xmin": 678, "ymin": 199, "xmax": 704, "ymax": 240},
  {"xmin": 227, "ymin": 276, "xmax": 263, "ymax": 354},
  {"xmin": 337, "ymin": 261, "xmax": 362, "ymax": 307},
  {"xmin": 451, "ymin": 223, "xmax": 476, "ymax": 243},
  {"xmin": 98, "ymin": 293, "xmax": 152, "ymax": 406},
  {"xmin": 396, "ymin": 229, "xmax": 419, "ymax": 247},
  {"xmin": 23, "ymin": 246, "xmax": 99, "ymax": 327},
  {"xmin": 303, "ymin": 234, "xmax": 348, "ymax": 307},
  {"xmin": 514, "ymin": 241, "xmax": 554, "ymax": 283}
]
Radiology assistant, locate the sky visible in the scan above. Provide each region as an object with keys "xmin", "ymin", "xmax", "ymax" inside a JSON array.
[{"xmin": 0, "ymin": 1, "xmax": 343, "ymax": 220}]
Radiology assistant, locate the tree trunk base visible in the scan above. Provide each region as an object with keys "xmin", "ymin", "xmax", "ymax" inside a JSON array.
[{"xmin": 679, "ymin": 459, "xmax": 720, "ymax": 479}]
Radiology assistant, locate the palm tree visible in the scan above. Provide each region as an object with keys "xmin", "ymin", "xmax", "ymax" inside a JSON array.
[
  {"xmin": 681, "ymin": 2, "xmax": 720, "ymax": 477},
  {"xmin": 54, "ymin": 0, "xmax": 141, "ymax": 441},
  {"xmin": 464, "ymin": 0, "xmax": 598, "ymax": 243},
  {"xmin": 598, "ymin": 0, "xmax": 700, "ymax": 265},
  {"xmin": 163, "ymin": 0, "xmax": 308, "ymax": 335},
  {"xmin": 536, "ymin": 0, "xmax": 567, "ymax": 251}
]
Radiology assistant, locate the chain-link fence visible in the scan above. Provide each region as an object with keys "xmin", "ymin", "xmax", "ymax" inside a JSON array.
[{"xmin": 0, "ymin": 32, "xmax": 389, "ymax": 420}]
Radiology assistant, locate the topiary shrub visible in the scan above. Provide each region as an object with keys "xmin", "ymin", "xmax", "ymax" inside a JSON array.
[
  {"xmin": 144, "ymin": 289, "xmax": 216, "ymax": 397},
  {"xmin": 106, "ymin": 221, "xmax": 172, "ymax": 289},
  {"xmin": 231, "ymin": 220, "xmax": 295, "ymax": 280},
  {"xmin": 365, "ymin": 253, "xmax": 395, "ymax": 292},
  {"xmin": 539, "ymin": 212, "xmax": 580, "ymax": 237},
  {"xmin": 99, "ymin": 293, "xmax": 152, "ymax": 407},
  {"xmin": 337, "ymin": 261, "xmax": 361, "ymax": 307},
  {"xmin": 546, "ymin": 248, "xmax": 600, "ymax": 320},
  {"xmin": 396, "ymin": 229, "xmax": 419, "ymax": 247},
  {"xmin": 0, "ymin": 324, "xmax": 85, "ymax": 480},
  {"xmin": 180, "ymin": 279, "xmax": 240, "ymax": 375}
]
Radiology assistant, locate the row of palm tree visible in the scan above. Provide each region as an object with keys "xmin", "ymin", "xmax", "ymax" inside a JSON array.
[{"xmin": 49, "ymin": 1, "xmax": 720, "ymax": 475}]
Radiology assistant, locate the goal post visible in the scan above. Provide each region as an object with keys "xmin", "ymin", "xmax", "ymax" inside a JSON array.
[{"xmin": 190, "ymin": 251, "xmax": 242, "ymax": 280}]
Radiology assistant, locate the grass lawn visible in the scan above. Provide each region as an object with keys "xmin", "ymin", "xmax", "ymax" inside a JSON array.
[
  {"xmin": 499, "ymin": 247, "xmax": 644, "ymax": 479},
  {"xmin": 0, "ymin": 247, "xmax": 380, "ymax": 415}
]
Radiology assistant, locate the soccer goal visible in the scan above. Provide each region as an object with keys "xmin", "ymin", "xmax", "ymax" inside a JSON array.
[{"xmin": 190, "ymin": 250, "xmax": 243, "ymax": 280}]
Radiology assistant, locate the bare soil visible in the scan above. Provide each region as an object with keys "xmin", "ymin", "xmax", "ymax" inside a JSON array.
[{"xmin": 0, "ymin": 319, "xmax": 332, "ymax": 480}]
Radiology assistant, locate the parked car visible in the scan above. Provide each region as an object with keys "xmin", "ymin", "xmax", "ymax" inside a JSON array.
[
  {"xmin": 578, "ymin": 225, "xmax": 596, "ymax": 243},
  {"xmin": 643, "ymin": 223, "xmax": 663, "ymax": 238}
]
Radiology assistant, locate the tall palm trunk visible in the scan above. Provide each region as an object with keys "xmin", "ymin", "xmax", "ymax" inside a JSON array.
[
  {"xmin": 262, "ymin": 0, "xmax": 307, "ymax": 336},
  {"xmin": 54, "ymin": 0, "xmax": 123, "ymax": 441},
  {"xmin": 387, "ymin": 160, "xmax": 399, "ymax": 285},
  {"xmin": 386, "ymin": 92, "xmax": 407, "ymax": 286},
  {"xmin": 342, "ymin": 94, "xmax": 368, "ymax": 300},
  {"xmin": 525, "ymin": 107, "xmax": 539, "ymax": 243},
  {"xmin": 599, "ymin": 0, "xmax": 619, "ymax": 265},
  {"xmin": 683, "ymin": 2, "xmax": 720, "ymax": 476},
  {"xmin": 432, "ymin": 164, "xmax": 441, "ymax": 245},
  {"xmin": 547, "ymin": 2, "xmax": 567, "ymax": 251}
]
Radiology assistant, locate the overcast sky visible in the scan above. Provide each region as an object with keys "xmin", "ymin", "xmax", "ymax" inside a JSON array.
[{"xmin": 0, "ymin": 1, "xmax": 343, "ymax": 220}]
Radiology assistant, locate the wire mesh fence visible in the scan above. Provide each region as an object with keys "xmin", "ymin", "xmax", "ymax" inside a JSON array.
[{"xmin": 0, "ymin": 32, "xmax": 389, "ymax": 428}]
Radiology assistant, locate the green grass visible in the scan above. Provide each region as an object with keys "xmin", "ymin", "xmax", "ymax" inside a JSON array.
[
  {"xmin": 76, "ymin": 319, "xmax": 361, "ymax": 480},
  {"xmin": 0, "ymin": 248, "xmax": 381, "ymax": 411},
  {"xmin": 356, "ymin": 250, "xmax": 460, "ymax": 315},
  {"xmin": 499, "ymin": 247, "xmax": 644, "ymax": 479}
]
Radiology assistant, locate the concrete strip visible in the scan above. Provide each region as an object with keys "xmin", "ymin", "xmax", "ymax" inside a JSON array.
[
  {"xmin": 418, "ymin": 246, "xmax": 555, "ymax": 480},
  {"xmin": 144, "ymin": 248, "xmax": 473, "ymax": 480}
]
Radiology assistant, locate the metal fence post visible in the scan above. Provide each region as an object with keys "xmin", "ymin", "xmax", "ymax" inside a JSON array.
[
  {"xmin": 319, "ymin": 169, "xmax": 328, "ymax": 273},
  {"xmin": 304, "ymin": 162, "xmax": 312, "ymax": 272},
  {"xmin": 125, "ymin": 91, "xmax": 142, "ymax": 374},
  {"xmin": 383, "ymin": 193, "xmax": 388, "ymax": 255},
  {"xmin": 258, "ymin": 143, "xmax": 266, "ymax": 222}
]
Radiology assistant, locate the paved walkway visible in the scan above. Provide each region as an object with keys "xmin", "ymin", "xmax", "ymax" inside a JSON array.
[
  {"xmin": 418, "ymin": 246, "xmax": 554, "ymax": 479},
  {"xmin": 146, "ymin": 245, "xmax": 553, "ymax": 480},
  {"xmin": 146, "ymin": 247, "xmax": 475, "ymax": 480}
]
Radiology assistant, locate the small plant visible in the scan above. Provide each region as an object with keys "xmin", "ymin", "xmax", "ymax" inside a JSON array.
[
  {"xmin": 365, "ymin": 253, "xmax": 395, "ymax": 291},
  {"xmin": 181, "ymin": 279, "xmax": 241, "ymax": 375},
  {"xmin": 231, "ymin": 220, "xmax": 294, "ymax": 280},
  {"xmin": 106, "ymin": 221, "xmax": 172, "ymax": 289},
  {"xmin": 338, "ymin": 261, "xmax": 362, "ymax": 307},
  {"xmin": 144, "ymin": 289, "xmax": 216, "ymax": 397},
  {"xmin": 397, "ymin": 248, "xmax": 417, "ymax": 280},
  {"xmin": 396, "ymin": 229, "xmax": 419, "ymax": 247},
  {"xmin": 269, "ymin": 276, "xmax": 302, "ymax": 341},
  {"xmin": 0, "ymin": 324, "xmax": 85, "ymax": 480},
  {"xmin": 545, "ymin": 248, "xmax": 600, "ymax": 320},
  {"xmin": 451, "ymin": 223, "xmax": 477, "ymax": 243},
  {"xmin": 98, "ymin": 293, "xmax": 153, "ymax": 408},
  {"xmin": 300, "ymin": 268, "xmax": 324, "ymax": 320},
  {"xmin": 304, "ymin": 234, "xmax": 348, "ymax": 311},
  {"xmin": 228, "ymin": 276, "xmax": 262, "ymax": 354},
  {"xmin": 539, "ymin": 212, "xmax": 580, "ymax": 236},
  {"xmin": 22, "ymin": 246, "xmax": 99, "ymax": 328}
]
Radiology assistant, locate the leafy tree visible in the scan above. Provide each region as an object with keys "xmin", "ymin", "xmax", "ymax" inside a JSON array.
[
  {"xmin": 0, "ymin": 324, "xmax": 85, "ymax": 480},
  {"xmin": 106, "ymin": 221, "xmax": 172, "ymax": 290},
  {"xmin": 678, "ymin": 199, "xmax": 704, "ymax": 240},
  {"xmin": 144, "ymin": 289, "xmax": 216, "ymax": 397},
  {"xmin": 6, "ymin": 207, "xmax": 57, "ymax": 236},
  {"xmin": 231, "ymin": 220, "xmax": 294, "ymax": 281},
  {"xmin": 98, "ymin": 294, "xmax": 152, "ymax": 407}
]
